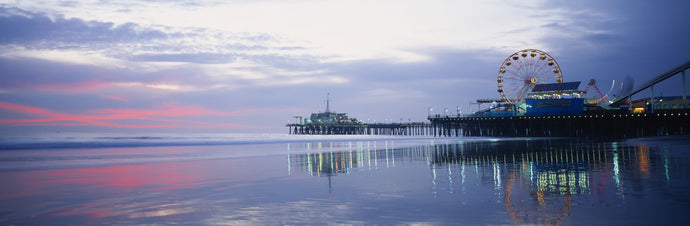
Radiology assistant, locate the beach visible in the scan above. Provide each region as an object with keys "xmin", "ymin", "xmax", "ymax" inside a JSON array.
[{"xmin": 1, "ymin": 134, "xmax": 689, "ymax": 225}]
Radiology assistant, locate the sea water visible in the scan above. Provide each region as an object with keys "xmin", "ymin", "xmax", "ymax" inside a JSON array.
[{"xmin": 0, "ymin": 133, "xmax": 689, "ymax": 225}]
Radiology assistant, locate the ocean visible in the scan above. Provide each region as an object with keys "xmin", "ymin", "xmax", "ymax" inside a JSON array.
[{"xmin": 1, "ymin": 133, "xmax": 689, "ymax": 225}]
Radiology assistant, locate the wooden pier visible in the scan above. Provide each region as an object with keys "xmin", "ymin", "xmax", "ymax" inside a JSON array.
[
  {"xmin": 288, "ymin": 109, "xmax": 690, "ymax": 139},
  {"xmin": 428, "ymin": 109, "xmax": 690, "ymax": 138},
  {"xmin": 287, "ymin": 122, "xmax": 434, "ymax": 136}
]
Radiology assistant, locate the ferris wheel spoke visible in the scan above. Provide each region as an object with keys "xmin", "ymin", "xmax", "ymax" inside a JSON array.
[
  {"xmin": 504, "ymin": 85, "xmax": 524, "ymax": 96},
  {"xmin": 536, "ymin": 64, "xmax": 557, "ymax": 77},
  {"xmin": 535, "ymin": 69, "xmax": 555, "ymax": 79},
  {"xmin": 511, "ymin": 64, "xmax": 523, "ymax": 74},
  {"xmin": 502, "ymin": 75, "xmax": 521, "ymax": 80},
  {"xmin": 508, "ymin": 86, "xmax": 523, "ymax": 97},
  {"xmin": 511, "ymin": 57, "xmax": 523, "ymax": 70},
  {"xmin": 526, "ymin": 58, "xmax": 538, "ymax": 77},
  {"xmin": 516, "ymin": 59, "xmax": 529, "ymax": 75},
  {"xmin": 515, "ymin": 85, "xmax": 529, "ymax": 100},
  {"xmin": 540, "ymin": 75, "xmax": 561, "ymax": 80},
  {"xmin": 505, "ymin": 68, "xmax": 524, "ymax": 78},
  {"xmin": 537, "ymin": 63, "xmax": 551, "ymax": 73},
  {"xmin": 506, "ymin": 67, "xmax": 520, "ymax": 75},
  {"xmin": 534, "ymin": 64, "xmax": 550, "ymax": 77},
  {"xmin": 528, "ymin": 56, "xmax": 539, "ymax": 76}
]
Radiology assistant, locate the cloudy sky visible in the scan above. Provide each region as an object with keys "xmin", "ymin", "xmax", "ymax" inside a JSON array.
[{"xmin": 1, "ymin": 0, "xmax": 689, "ymax": 135}]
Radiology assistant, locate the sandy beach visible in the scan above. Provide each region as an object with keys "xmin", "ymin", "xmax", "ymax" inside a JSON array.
[{"xmin": 1, "ymin": 135, "xmax": 689, "ymax": 224}]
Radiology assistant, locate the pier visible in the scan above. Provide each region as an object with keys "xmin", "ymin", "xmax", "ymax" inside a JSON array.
[
  {"xmin": 289, "ymin": 109, "xmax": 690, "ymax": 138},
  {"xmin": 428, "ymin": 109, "xmax": 690, "ymax": 138},
  {"xmin": 287, "ymin": 122, "xmax": 433, "ymax": 136},
  {"xmin": 287, "ymin": 51, "xmax": 690, "ymax": 139}
]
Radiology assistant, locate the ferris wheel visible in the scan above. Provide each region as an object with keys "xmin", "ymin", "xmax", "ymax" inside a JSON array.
[{"xmin": 497, "ymin": 49, "xmax": 563, "ymax": 103}]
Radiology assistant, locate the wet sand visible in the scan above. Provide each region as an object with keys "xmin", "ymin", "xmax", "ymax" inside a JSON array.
[{"xmin": 1, "ymin": 137, "xmax": 689, "ymax": 224}]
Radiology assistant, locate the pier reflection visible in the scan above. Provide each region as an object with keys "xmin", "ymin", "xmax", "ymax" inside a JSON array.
[
  {"xmin": 288, "ymin": 140, "xmax": 430, "ymax": 177},
  {"xmin": 287, "ymin": 138, "xmax": 686, "ymax": 225}
]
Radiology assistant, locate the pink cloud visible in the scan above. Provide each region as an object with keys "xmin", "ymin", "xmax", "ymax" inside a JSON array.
[
  {"xmin": 101, "ymin": 95, "xmax": 129, "ymax": 102},
  {"xmin": 0, "ymin": 102, "xmax": 55, "ymax": 115},
  {"xmin": 91, "ymin": 103, "xmax": 227, "ymax": 117},
  {"xmin": 0, "ymin": 102, "xmax": 252, "ymax": 129}
]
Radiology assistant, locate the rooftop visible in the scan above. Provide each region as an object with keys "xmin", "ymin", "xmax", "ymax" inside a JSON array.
[{"xmin": 531, "ymin": 81, "xmax": 581, "ymax": 93}]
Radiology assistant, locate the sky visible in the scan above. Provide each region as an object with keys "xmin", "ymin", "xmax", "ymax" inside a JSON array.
[{"xmin": 0, "ymin": 0, "xmax": 689, "ymax": 135}]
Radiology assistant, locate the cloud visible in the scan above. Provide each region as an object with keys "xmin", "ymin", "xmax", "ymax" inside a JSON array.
[
  {"xmin": 0, "ymin": 45, "xmax": 129, "ymax": 68},
  {"xmin": 1, "ymin": 0, "xmax": 594, "ymax": 63},
  {"xmin": 89, "ymin": 103, "xmax": 228, "ymax": 118},
  {"xmin": 0, "ymin": 6, "xmax": 339, "ymax": 91},
  {"xmin": 0, "ymin": 6, "xmax": 305, "ymax": 65},
  {"xmin": 0, "ymin": 7, "xmax": 167, "ymax": 44},
  {"xmin": 101, "ymin": 95, "xmax": 128, "ymax": 102},
  {"xmin": 0, "ymin": 73, "xmax": 198, "ymax": 93},
  {"xmin": 1, "ymin": 0, "xmax": 688, "ymax": 134},
  {"xmin": 355, "ymin": 88, "xmax": 427, "ymax": 103},
  {"xmin": 2, "ymin": 1, "xmax": 606, "ymax": 94},
  {"xmin": 0, "ymin": 80, "xmax": 108, "ymax": 93},
  {"xmin": 0, "ymin": 102, "xmax": 253, "ymax": 129},
  {"xmin": 130, "ymin": 53, "xmax": 235, "ymax": 64}
]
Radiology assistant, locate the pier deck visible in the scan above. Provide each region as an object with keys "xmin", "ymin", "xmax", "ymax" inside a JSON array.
[
  {"xmin": 287, "ymin": 122, "xmax": 433, "ymax": 136},
  {"xmin": 428, "ymin": 109, "xmax": 689, "ymax": 138},
  {"xmin": 288, "ymin": 109, "xmax": 689, "ymax": 139}
]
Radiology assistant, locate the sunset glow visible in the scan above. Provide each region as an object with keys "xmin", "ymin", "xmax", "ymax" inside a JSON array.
[
  {"xmin": 0, "ymin": 0, "xmax": 688, "ymax": 134},
  {"xmin": 0, "ymin": 102, "xmax": 250, "ymax": 129}
]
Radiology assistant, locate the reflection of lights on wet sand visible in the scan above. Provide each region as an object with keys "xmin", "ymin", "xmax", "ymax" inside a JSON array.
[
  {"xmin": 288, "ymin": 140, "xmax": 665, "ymax": 225},
  {"xmin": 493, "ymin": 162, "xmax": 501, "ymax": 189},
  {"xmin": 637, "ymin": 146, "xmax": 650, "ymax": 178},
  {"xmin": 39, "ymin": 196, "xmax": 201, "ymax": 220},
  {"xmin": 127, "ymin": 203, "xmax": 197, "ymax": 218},
  {"xmin": 613, "ymin": 152, "xmax": 621, "ymax": 188},
  {"xmin": 203, "ymin": 200, "xmax": 366, "ymax": 225},
  {"xmin": 664, "ymin": 152, "xmax": 670, "ymax": 183}
]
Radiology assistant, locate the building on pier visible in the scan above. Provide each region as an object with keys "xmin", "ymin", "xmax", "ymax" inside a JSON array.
[
  {"xmin": 296, "ymin": 93, "xmax": 361, "ymax": 126},
  {"xmin": 472, "ymin": 81, "xmax": 587, "ymax": 117},
  {"xmin": 629, "ymin": 96, "xmax": 690, "ymax": 113}
]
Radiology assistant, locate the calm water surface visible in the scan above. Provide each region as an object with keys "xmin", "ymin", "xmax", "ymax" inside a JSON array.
[{"xmin": 1, "ymin": 136, "xmax": 689, "ymax": 225}]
